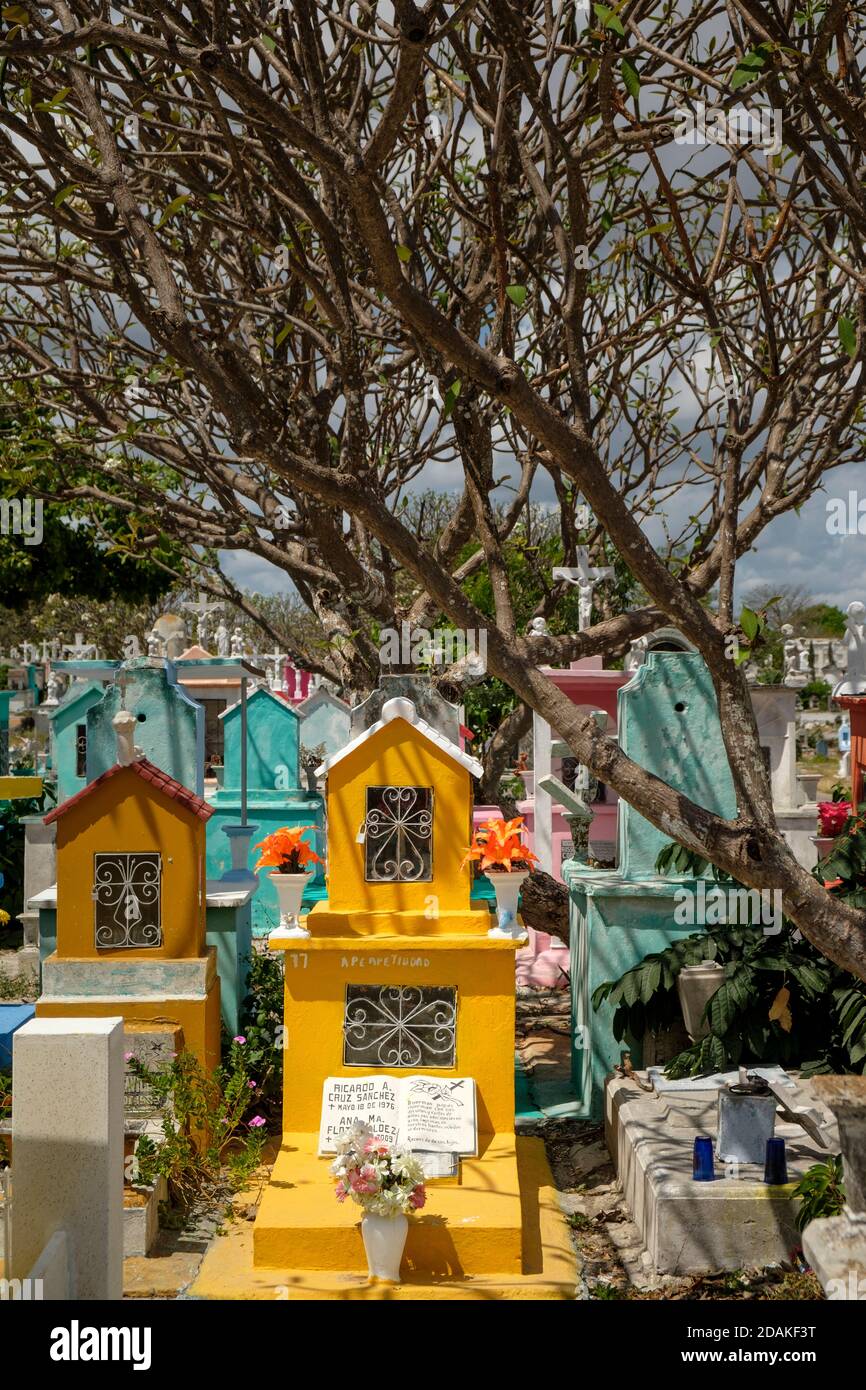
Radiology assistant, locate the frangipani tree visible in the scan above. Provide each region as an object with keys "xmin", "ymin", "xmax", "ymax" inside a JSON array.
[{"xmin": 0, "ymin": 1, "xmax": 865, "ymax": 972}]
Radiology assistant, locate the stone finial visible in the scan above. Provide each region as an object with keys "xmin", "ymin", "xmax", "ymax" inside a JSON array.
[
  {"xmin": 381, "ymin": 696, "xmax": 416, "ymax": 724},
  {"xmin": 113, "ymin": 710, "xmax": 139, "ymax": 766}
]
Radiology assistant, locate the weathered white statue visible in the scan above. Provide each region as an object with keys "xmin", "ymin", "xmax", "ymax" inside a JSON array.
[
  {"xmin": 834, "ymin": 602, "xmax": 866, "ymax": 698},
  {"xmin": 215, "ymin": 619, "xmax": 230, "ymax": 657}
]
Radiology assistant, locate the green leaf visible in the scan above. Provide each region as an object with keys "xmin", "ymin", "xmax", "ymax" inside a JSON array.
[
  {"xmin": 730, "ymin": 48, "xmax": 766, "ymax": 90},
  {"xmin": 621, "ymin": 58, "xmax": 640, "ymax": 101},
  {"xmin": 157, "ymin": 193, "xmax": 190, "ymax": 227},
  {"xmin": 600, "ymin": 209, "xmax": 613, "ymax": 233},
  {"xmin": 739, "ymin": 606, "xmax": 759, "ymax": 641},
  {"xmin": 505, "ymin": 283, "xmax": 527, "ymax": 308},
  {"xmin": 260, "ymin": 34, "xmax": 276, "ymax": 52},
  {"xmin": 635, "ymin": 221, "xmax": 673, "ymax": 240},
  {"xmin": 442, "ymin": 379, "xmax": 462, "ymax": 419},
  {"xmin": 395, "ymin": 244, "xmax": 412, "ymax": 263},
  {"xmin": 53, "ymin": 183, "xmax": 77, "ymax": 208},
  {"xmin": 838, "ymin": 315, "xmax": 857, "ymax": 357},
  {"xmin": 593, "ymin": 4, "xmax": 625, "ymax": 37},
  {"xmin": 274, "ymin": 323, "xmax": 291, "ymax": 348}
]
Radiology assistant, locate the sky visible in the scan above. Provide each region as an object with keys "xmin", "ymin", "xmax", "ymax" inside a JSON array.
[{"xmin": 220, "ymin": 456, "xmax": 865, "ymax": 616}]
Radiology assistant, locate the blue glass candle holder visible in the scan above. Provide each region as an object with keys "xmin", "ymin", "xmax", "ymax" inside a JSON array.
[
  {"xmin": 693, "ymin": 1135, "xmax": 715, "ymax": 1181},
  {"xmin": 764, "ymin": 1137, "xmax": 788, "ymax": 1185}
]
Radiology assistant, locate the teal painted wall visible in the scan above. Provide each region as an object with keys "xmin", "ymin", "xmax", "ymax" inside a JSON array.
[
  {"xmin": 297, "ymin": 690, "xmax": 351, "ymax": 759},
  {"xmin": 86, "ymin": 659, "xmax": 204, "ymax": 795},
  {"xmin": 49, "ymin": 682, "xmax": 105, "ymax": 803},
  {"xmin": 616, "ymin": 652, "xmax": 737, "ymax": 877},
  {"xmin": 206, "ymin": 897, "xmax": 253, "ymax": 1036},
  {"xmin": 222, "ymin": 687, "xmax": 300, "ymax": 791},
  {"xmin": 206, "ymin": 789, "xmax": 324, "ymax": 937}
]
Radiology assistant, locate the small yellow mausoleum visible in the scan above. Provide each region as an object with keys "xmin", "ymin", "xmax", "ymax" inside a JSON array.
[
  {"xmin": 246, "ymin": 695, "xmax": 574, "ymax": 1298},
  {"xmin": 37, "ymin": 748, "xmax": 220, "ymax": 1076}
]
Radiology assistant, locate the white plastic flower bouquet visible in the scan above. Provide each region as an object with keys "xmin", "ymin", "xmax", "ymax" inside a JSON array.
[{"xmin": 330, "ymin": 1121, "xmax": 426, "ymax": 1218}]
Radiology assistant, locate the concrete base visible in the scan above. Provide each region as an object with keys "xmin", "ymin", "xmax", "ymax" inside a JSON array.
[
  {"xmin": 802, "ymin": 1213, "xmax": 866, "ymax": 1299},
  {"xmin": 606, "ymin": 1073, "xmax": 837, "ymax": 1275},
  {"xmin": 192, "ymin": 1137, "xmax": 576, "ymax": 1299},
  {"xmin": 123, "ymin": 1181, "xmax": 163, "ymax": 1257},
  {"xmin": 254, "ymin": 1133, "xmax": 524, "ymax": 1275}
]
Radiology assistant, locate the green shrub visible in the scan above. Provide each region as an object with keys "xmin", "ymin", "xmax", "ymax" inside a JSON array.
[
  {"xmin": 237, "ymin": 949, "xmax": 285, "ymax": 1123},
  {"xmin": 129, "ymin": 1040, "xmax": 267, "ymax": 1207},
  {"xmin": 793, "ymin": 1155, "xmax": 846, "ymax": 1232}
]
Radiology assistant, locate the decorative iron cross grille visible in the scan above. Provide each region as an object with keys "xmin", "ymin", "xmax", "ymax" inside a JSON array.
[
  {"xmin": 75, "ymin": 723, "xmax": 87, "ymax": 778},
  {"xmin": 93, "ymin": 853, "xmax": 162, "ymax": 949},
  {"xmin": 343, "ymin": 984, "xmax": 457, "ymax": 1067},
  {"xmin": 363, "ymin": 785, "xmax": 433, "ymax": 881}
]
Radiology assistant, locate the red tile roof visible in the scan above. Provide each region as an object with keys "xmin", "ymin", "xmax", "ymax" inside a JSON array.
[{"xmin": 44, "ymin": 757, "xmax": 213, "ymax": 825}]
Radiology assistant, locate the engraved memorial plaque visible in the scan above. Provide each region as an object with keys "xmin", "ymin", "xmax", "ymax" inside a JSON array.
[{"xmin": 343, "ymin": 984, "xmax": 456, "ymax": 1068}]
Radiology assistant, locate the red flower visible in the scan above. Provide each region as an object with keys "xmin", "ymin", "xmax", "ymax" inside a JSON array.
[{"xmin": 817, "ymin": 802, "xmax": 852, "ymax": 838}]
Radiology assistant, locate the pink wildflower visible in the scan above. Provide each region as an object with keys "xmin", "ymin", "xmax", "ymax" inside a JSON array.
[{"xmin": 248, "ymin": 1115, "xmax": 266, "ymax": 1128}]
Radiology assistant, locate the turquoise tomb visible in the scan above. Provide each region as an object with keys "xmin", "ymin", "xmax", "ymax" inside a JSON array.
[
  {"xmin": 564, "ymin": 652, "xmax": 737, "ymax": 1119},
  {"xmin": 206, "ymin": 685, "xmax": 324, "ymax": 937}
]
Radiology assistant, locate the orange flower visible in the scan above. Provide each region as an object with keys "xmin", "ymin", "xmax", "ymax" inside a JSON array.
[
  {"xmin": 461, "ymin": 816, "xmax": 539, "ymax": 873},
  {"xmin": 823, "ymin": 878, "xmax": 843, "ymax": 891},
  {"xmin": 254, "ymin": 825, "xmax": 322, "ymax": 872}
]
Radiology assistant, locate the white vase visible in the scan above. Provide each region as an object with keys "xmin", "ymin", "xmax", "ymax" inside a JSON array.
[
  {"xmin": 361, "ymin": 1211, "xmax": 408, "ymax": 1283},
  {"xmin": 486, "ymin": 869, "xmax": 529, "ymax": 940},
  {"xmin": 267, "ymin": 870, "xmax": 312, "ymax": 940}
]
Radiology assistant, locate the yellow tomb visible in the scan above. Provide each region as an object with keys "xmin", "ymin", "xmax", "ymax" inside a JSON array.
[
  {"xmin": 36, "ymin": 751, "xmax": 220, "ymax": 1076},
  {"xmin": 241, "ymin": 696, "xmax": 576, "ymax": 1299}
]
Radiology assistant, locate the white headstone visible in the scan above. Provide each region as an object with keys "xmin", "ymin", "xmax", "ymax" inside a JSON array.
[{"xmin": 9, "ymin": 1017, "xmax": 124, "ymax": 1300}]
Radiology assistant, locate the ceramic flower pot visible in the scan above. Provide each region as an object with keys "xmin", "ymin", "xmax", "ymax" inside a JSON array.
[
  {"xmin": 361, "ymin": 1211, "xmax": 408, "ymax": 1283},
  {"xmin": 268, "ymin": 870, "xmax": 312, "ymax": 940},
  {"xmin": 486, "ymin": 868, "xmax": 530, "ymax": 940},
  {"xmin": 812, "ymin": 835, "xmax": 836, "ymax": 860}
]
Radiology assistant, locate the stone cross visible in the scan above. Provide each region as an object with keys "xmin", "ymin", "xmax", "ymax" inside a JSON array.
[
  {"xmin": 182, "ymin": 591, "xmax": 223, "ymax": 647},
  {"xmin": 258, "ymin": 650, "xmax": 285, "ymax": 691},
  {"xmin": 62, "ymin": 633, "xmax": 97, "ymax": 659},
  {"xmin": 552, "ymin": 547, "xmax": 614, "ymax": 630}
]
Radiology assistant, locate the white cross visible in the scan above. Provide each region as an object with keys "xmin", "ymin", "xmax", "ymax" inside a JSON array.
[
  {"xmin": 62, "ymin": 632, "xmax": 97, "ymax": 659},
  {"xmin": 182, "ymin": 591, "xmax": 223, "ymax": 645},
  {"xmin": 257, "ymin": 650, "xmax": 285, "ymax": 690},
  {"xmin": 552, "ymin": 547, "xmax": 614, "ymax": 631}
]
